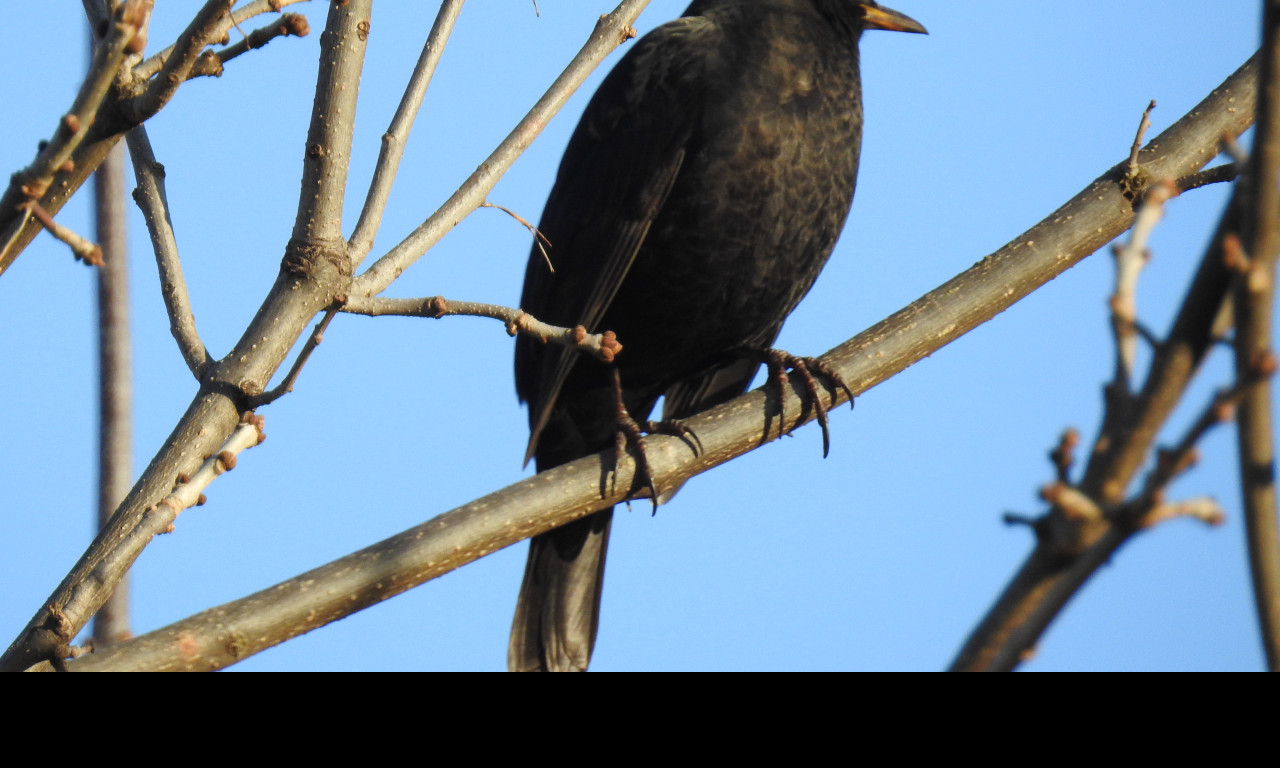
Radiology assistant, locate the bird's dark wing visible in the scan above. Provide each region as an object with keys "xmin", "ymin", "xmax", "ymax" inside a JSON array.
[{"xmin": 517, "ymin": 15, "xmax": 717, "ymax": 464}]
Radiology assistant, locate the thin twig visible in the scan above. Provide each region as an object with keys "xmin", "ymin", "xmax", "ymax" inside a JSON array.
[
  {"xmin": 216, "ymin": 12, "xmax": 309, "ymax": 65},
  {"xmin": 352, "ymin": 0, "xmax": 652, "ymax": 297},
  {"xmin": 248, "ymin": 308, "xmax": 339, "ymax": 407},
  {"xmin": 1110, "ymin": 178, "xmax": 1175, "ymax": 386},
  {"xmin": 1140, "ymin": 497, "xmax": 1227, "ymax": 529},
  {"xmin": 1177, "ymin": 162, "xmax": 1241, "ymax": 193},
  {"xmin": 131, "ymin": 0, "xmax": 313, "ymax": 81},
  {"xmin": 126, "ymin": 126, "xmax": 211, "ymax": 375},
  {"xmin": 481, "ymin": 201, "xmax": 553, "ymax": 272},
  {"xmin": 1127, "ymin": 100, "xmax": 1157, "ymax": 175},
  {"xmin": 21, "ymin": 201, "xmax": 103, "ymax": 266},
  {"xmin": 349, "ymin": 0, "xmax": 466, "ymax": 266},
  {"xmin": 1137, "ymin": 386, "xmax": 1243, "ymax": 502},
  {"xmin": 119, "ymin": 1, "xmax": 235, "ymax": 123},
  {"xmin": 155, "ymin": 414, "xmax": 265, "ymax": 522},
  {"xmin": 343, "ymin": 295, "xmax": 623, "ymax": 362}
]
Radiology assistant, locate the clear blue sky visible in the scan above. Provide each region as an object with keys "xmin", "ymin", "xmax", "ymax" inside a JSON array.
[{"xmin": 0, "ymin": 1, "xmax": 1266, "ymax": 670}]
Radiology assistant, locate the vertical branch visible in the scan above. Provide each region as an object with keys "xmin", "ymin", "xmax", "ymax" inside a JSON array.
[
  {"xmin": 1234, "ymin": 0, "xmax": 1280, "ymax": 671},
  {"xmin": 292, "ymin": 0, "xmax": 372, "ymax": 245},
  {"xmin": 91, "ymin": 141, "xmax": 132, "ymax": 648},
  {"xmin": 348, "ymin": 0, "xmax": 466, "ymax": 266}
]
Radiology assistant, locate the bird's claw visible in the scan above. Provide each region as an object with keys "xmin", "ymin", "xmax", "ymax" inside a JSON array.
[
  {"xmin": 759, "ymin": 348, "xmax": 854, "ymax": 458},
  {"xmin": 609, "ymin": 371, "xmax": 699, "ymax": 511}
]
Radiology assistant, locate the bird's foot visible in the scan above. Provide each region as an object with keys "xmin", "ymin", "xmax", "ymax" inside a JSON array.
[
  {"xmin": 609, "ymin": 370, "xmax": 696, "ymax": 511},
  {"xmin": 755, "ymin": 348, "xmax": 854, "ymax": 458}
]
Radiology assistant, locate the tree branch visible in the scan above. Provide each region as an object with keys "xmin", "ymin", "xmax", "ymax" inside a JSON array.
[
  {"xmin": 350, "ymin": 0, "xmax": 651, "ymax": 296},
  {"xmin": 125, "ymin": 126, "xmax": 211, "ymax": 376},
  {"xmin": 0, "ymin": 1, "xmax": 311, "ymax": 279},
  {"xmin": 131, "ymin": 0, "xmax": 314, "ymax": 82},
  {"xmin": 0, "ymin": 2, "xmax": 143, "ymax": 273},
  {"xmin": 952, "ymin": 130, "xmax": 1255, "ymax": 671},
  {"xmin": 91, "ymin": 140, "xmax": 132, "ymax": 649},
  {"xmin": 118, "ymin": 1, "xmax": 236, "ymax": 124},
  {"xmin": 342, "ymin": 295, "xmax": 623, "ymax": 363},
  {"xmin": 348, "ymin": 0, "xmax": 466, "ymax": 266},
  {"xmin": 0, "ymin": 0, "xmax": 375, "ymax": 674},
  {"xmin": 1233, "ymin": 0, "xmax": 1280, "ymax": 672}
]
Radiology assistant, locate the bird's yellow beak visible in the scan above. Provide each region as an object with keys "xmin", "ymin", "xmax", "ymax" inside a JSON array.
[{"xmin": 860, "ymin": 2, "xmax": 928, "ymax": 34}]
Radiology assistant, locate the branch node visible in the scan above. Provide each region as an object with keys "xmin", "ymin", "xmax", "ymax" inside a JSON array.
[{"xmin": 1041, "ymin": 482, "xmax": 1104, "ymax": 522}]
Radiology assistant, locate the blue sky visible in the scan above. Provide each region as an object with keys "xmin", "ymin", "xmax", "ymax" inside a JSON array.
[{"xmin": 0, "ymin": 1, "xmax": 1267, "ymax": 670}]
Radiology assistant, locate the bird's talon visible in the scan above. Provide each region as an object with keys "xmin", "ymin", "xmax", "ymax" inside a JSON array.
[{"xmin": 756, "ymin": 348, "xmax": 850, "ymax": 455}]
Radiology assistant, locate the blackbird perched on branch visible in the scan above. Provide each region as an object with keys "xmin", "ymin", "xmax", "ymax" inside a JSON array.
[{"xmin": 511, "ymin": 0, "xmax": 926, "ymax": 671}]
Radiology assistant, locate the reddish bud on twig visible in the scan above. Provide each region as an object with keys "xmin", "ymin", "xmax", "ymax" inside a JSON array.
[{"xmin": 282, "ymin": 13, "xmax": 310, "ymax": 37}]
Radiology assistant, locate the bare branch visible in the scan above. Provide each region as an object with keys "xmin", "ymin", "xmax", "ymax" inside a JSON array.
[
  {"xmin": 38, "ymin": 415, "xmax": 264, "ymax": 673},
  {"xmin": 1127, "ymin": 99, "xmax": 1157, "ymax": 175},
  {"xmin": 247, "ymin": 308, "xmax": 340, "ymax": 407},
  {"xmin": 92, "ymin": 140, "xmax": 133, "ymax": 648},
  {"xmin": 132, "ymin": 0, "xmax": 314, "ymax": 81},
  {"xmin": 21, "ymin": 201, "xmax": 103, "ymax": 266},
  {"xmin": 0, "ymin": 4, "xmax": 141, "ymax": 271},
  {"xmin": 217, "ymin": 12, "xmax": 309, "ymax": 64},
  {"xmin": 291, "ymin": 0, "xmax": 370, "ymax": 244},
  {"xmin": 348, "ymin": 0, "xmax": 466, "ymax": 266},
  {"xmin": 1233, "ymin": 0, "xmax": 1280, "ymax": 672},
  {"xmin": 0, "ymin": 0, "xmax": 373, "ymax": 674},
  {"xmin": 1139, "ymin": 386, "xmax": 1243, "ymax": 501},
  {"xmin": 126, "ymin": 127, "xmax": 211, "ymax": 375},
  {"xmin": 119, "ymin": 1, "xmax": 235, "ymax": 124},
  {"xmin": 351, "ymin": 0, "xmax": 652, "ymax": 297},
  {"xmin": 1110, "ymin": 178, "xmax": 1175, "ymax": 386},
  {"xmin": 1140, "ymin": 497, "xmax": 1227, "ymax": 529},
  {"xmin": 342, "ymin": 295, "xmax": 623, "ymax": 363},
  {"xmin": 1177, "ymin": 162, "xmax": 1241, "ymax": 192},
  {"xmin": 481, "ymin": 201, "xmax": 553, "ymax": 272}
]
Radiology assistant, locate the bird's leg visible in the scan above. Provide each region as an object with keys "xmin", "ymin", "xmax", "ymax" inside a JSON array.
[
  {"xmin": 609, "ymin": 368, "xmax": 695, "ymax": 511},
  {"xmin": 753, "ymin": 348, "xmax": 855, "ymax": 458}
]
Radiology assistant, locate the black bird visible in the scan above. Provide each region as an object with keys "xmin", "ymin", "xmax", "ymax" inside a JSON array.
[{"xmin": 511, "ymin": 0, "xmax": 926, "ymax": 672}]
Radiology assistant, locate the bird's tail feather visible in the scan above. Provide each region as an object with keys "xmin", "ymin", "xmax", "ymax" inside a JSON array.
[{"xmin": 508, "ymin": 509, "xmax": 613, "ymax": 672}]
